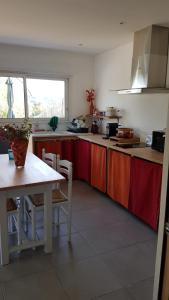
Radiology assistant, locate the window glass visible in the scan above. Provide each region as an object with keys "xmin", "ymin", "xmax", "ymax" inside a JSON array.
[
  {"xmin": 0, "ymin": 77, "xmax": 25, "ymax": 118},
  {"xmin": 27, "ymin": 79, "xmax": 65, "ymax": 118}
]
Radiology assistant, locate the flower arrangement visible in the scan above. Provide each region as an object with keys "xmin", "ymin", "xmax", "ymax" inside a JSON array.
[
  {"xmin": 0, "ymin": 120, "xmax": 32, "ymax": 168},
  {"xmin": 0, "ymin": 119, "xmax": 32, "ymax": 143},
  {"xmin": 86, "ymin": 89, "xmax": 95, "ymax": 115}
]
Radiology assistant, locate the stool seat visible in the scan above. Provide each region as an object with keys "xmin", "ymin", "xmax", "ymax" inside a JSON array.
[{"xmin": 29, "ymin": 189, "xmax": 67, "ymax": 207}]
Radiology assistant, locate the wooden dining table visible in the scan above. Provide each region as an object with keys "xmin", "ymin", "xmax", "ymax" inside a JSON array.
[{"xmin": 0, "ymin": 152, "xmax": 65, "ymax": 265}]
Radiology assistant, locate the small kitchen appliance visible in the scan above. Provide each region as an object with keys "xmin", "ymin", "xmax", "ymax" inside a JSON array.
[
  {"xmin": 151, "ymin": 130, "xmax": 165, "ymax": 152},
  {"xmin": 103, "ymin": 122, "xmax": 118, "ymax": 139}
]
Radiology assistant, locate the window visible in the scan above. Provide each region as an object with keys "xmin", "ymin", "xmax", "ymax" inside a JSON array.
[
  {"xmin": 27, "ymin": 79, "xmax": 65, "ymax": 118},
  {"xmin": 0, "ymin": 75, "xmax": 67, "ymax": 119},
  {"xmin": 0, "ymin": 77, "xmax": 25, "ymax": 118}
]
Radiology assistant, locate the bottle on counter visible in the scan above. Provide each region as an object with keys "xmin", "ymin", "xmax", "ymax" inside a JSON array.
[{"xmin": 91, "ymin": 121, "xmax": 98, "ymax": 134}]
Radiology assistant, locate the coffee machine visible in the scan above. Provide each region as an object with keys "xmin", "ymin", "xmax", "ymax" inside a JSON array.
[{"xmin": 103, "ymin": 122, "xmax": 118, "ymax": 139}]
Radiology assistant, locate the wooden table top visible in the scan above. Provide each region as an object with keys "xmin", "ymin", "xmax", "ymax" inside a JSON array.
[{"xmin": 0, "ymin": 152, "xmax": 65, "ymax": 191}]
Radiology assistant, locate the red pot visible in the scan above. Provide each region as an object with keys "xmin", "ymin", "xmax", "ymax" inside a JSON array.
[{"xmin": 116, "ymin": 128, "xmax": 134, "ymax": 138}]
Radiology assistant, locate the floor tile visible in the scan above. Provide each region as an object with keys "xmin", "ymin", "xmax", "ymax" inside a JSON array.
[
  {"xmin": 0, "ymin": 284, "xmax": 4, "ymax": 300},
  {"xmin": 80, "ymin": 223, "xmax": 131, "ymax": 254},
  {"xmin": 0, "ymin": 180, "xmax": 157, "ymax": 300},
  {"xmin": 120, "ymin": 220, "xmax": 156, "ymax": 244},
  {"xmin": 127, "ymin": 278, "xmax": 154, "ymax": 300},
  {"xmin": 71, "ymin": 181, "xmax": 117, "ymax": 213},
  {"xmin": 0, "ymin": 250, "xmax": 53, "ymax": 283},
  {"xmin": 72, "ymin": 209, "xmax": 108, "ymax": 231},
  {"xmin": 56, "ymin": 257, "xmax": 122, "ymax": 300},
  {"xmin": 3, "ymin": 269, "xmax": 69, "ymax": 300},
  {"xmin": 72, "ymin": 205, "xmax": 130, "ymax": 232},
  {"xmin": 100, "ymin": 242, "xmax": 155, "ymax": 287},
  {"xmin": 35, "ymin": 222, "xmax": 77, "ymax": 241},
  {"xmin": 51, "ymin": 232, "xmax": 96, "ymax": 265},
  {"xmin": 93, "ymin": 288, "xmax": 135, "ymax": 300},
  {"xmin": 79, "ymin": 220, "xmax": 156, "ymax": 255},
  {"xmin": 136, "ymin": 240, "xmax": 157, "ymax": 276}
]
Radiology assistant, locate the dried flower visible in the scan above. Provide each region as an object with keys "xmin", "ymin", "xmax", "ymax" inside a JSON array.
[
  {"xmin": 0, "ymin": 119, "xmax": 32, "ymax": 144},
  {"xmin": 86, "ymin": 89, "xmax": 95, "ymax": 103}
]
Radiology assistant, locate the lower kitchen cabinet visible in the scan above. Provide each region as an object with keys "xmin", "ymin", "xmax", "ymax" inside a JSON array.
[
  {"xmin": 62, "ymin": 140, "xmax": 74, "ymax": 161},
  {"xmin": 74, "ymin": 140, "xmax": 91, "ymax": 183},
  {"xmin": 34, "ymin": 140, "xmax": 62, "ymax": 159},
  {"xmin": 129, "ymin": 157, "xmax": 162, "ymax": 230},
  {"xmin": 91, "ymin": 143, "xmax": 106, "ymax": 193},
  {"xmin": 107, "ymin": 150, "xmax": 131, "ymax": 208},
  {"xmin": 62, "ymin": 140, "xmax": 76, "ymax": 177}
]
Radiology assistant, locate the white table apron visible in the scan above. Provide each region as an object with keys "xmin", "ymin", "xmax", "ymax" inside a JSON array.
[{"xmin": 0, "ymin": 183, "xmax": 53, "ymax": 266}]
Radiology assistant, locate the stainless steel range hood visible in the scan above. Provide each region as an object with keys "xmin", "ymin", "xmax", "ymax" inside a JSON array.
[{"xmin": 117, "ymin": 25, "xmax": 169, "ymax": 94}]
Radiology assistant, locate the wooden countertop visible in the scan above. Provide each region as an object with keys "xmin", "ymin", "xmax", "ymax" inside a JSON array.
[
  {"xmin": 78, "ymin": 134, "xmax": 164, "ymax": 165},
  {"xmin": 31, "ymin": 132, "xmax": 163, "ymax": 165},
  {"xmin": 31, "ymin": 131, "xmax": 78, "ymax": 140}
]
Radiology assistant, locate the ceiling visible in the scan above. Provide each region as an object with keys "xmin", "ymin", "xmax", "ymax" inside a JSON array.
[{"xmin": 0, "ymin": 0, "xmax": 169, "ymax": 54}]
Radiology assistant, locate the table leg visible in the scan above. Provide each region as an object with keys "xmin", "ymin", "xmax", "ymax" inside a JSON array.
[
  {"xmin": 0, "ymin": 193, "xmax": 9, "ymax": 265},
  {"xmin": 44, "ymin": 185, "xmax": 53, "ymax": 253}
]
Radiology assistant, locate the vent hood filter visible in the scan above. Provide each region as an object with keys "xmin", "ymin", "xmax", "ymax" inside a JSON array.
[{"xmin": 117, "ymin": 25, "xmax": 169, "ymax": 94}]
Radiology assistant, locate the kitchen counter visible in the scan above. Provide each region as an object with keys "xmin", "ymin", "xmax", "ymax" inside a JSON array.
[
  {"xmin": 78, "ymin": 134, "xmax": 164, "ymax": 165},
  {"xmin": 31, "ymin": 131, "xmax": 163, "ymax": 165}
]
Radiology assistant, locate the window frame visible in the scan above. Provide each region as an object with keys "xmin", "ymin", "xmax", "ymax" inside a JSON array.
[{"xmin": 0, "ymin": 71, "xmax": 69, "ymax": 122}]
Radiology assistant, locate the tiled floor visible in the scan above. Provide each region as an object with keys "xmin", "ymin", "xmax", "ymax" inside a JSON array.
[{"xmin": 0, "ymin": 180, "xmax": 157, "ymax": 300}]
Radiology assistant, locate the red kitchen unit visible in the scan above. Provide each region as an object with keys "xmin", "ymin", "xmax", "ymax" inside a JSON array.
[
  {"xmin": 91, "ymin": 143, "xmax": 106, "ymax": 193},
  {"xmin": 129, "ymin": 157, "xmax": 162, "ymax": 230},
  {"xmin": 74, "ymin": 139, "xmax": 91, "ymax": 183},
  {"xmin": 107, "ymin": 150, "xmax": 131, "ymax": 209},
  {"xmin": 34, "ymin": 140, "xmax": 62, "ymax": 159},
  {"xmin": 62, "ymin": 140, "xmax": 75, "ymax": 161}
]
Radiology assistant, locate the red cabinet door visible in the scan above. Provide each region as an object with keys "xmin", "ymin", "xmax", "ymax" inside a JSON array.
[
  {"xmin": 107, "ymin": 150, "xmax": 131, "ymax": 208},
  {"xmin": 34, "ymin": 140, "xmax": 62, "ymax": 159},
  {"xmin": 129, "ymin": 157, "xmax": 162, "ymax": 230},
  {"xmin": 91, "ymin": 143, "xmax": 106, "ymax": 193},
  {"xmin": 62, "ymin": 140, "xmax": 74, "ymax": 162},
  {"xmin": 74, "ymin": 140, "xmax": 91, "ymax": 183}
]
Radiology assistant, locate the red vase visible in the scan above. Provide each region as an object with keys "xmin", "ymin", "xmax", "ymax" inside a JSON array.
[{"xmin": 11, "ymin": 138, "xmax": 28, "ymax": 168}]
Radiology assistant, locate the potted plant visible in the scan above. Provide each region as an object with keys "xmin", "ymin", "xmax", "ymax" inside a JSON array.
[{"xmin": 0, "ymin": 120, "xmax": 32, "ymax": 168}]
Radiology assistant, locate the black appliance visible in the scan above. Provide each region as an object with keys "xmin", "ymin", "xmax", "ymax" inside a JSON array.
[
  {"xmin": 151, "ymin": 130, "xmax": 165, "ymax": 153},
  {"xmin": 104, "ymin": 122, "xmax": 118, "ymax": 138}
]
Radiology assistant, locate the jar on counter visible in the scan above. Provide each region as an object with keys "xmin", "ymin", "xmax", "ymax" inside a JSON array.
[
  {"xmin": 105, "ymin": 107, "xmax": 116, "ymax": 117},
  {"xmin": 91, "ymin": 121, "xmax": 98, "ymax": 134}
]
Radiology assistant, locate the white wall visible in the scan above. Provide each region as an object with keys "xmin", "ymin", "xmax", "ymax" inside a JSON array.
[
  {"xmin": 0, "ymin": 44, "xmax": 94, "ymax": 129},
  {"xmin": 94, "ymin": 42, "xmax": 169, "ymax": 140}
]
